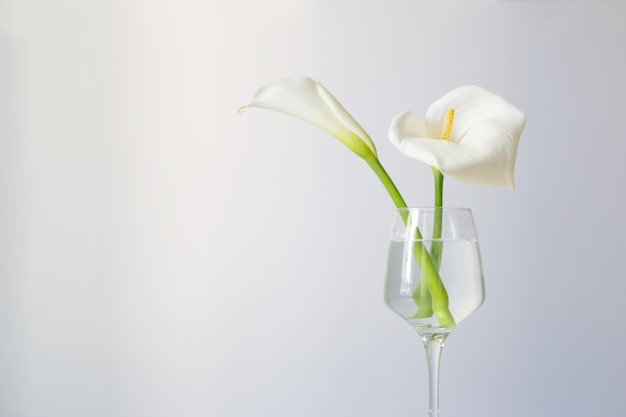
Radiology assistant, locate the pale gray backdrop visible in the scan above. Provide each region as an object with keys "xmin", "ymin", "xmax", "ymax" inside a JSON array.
[{"xmin": 1, "ymin": 1, "xmax": 625, "ymax": 416}]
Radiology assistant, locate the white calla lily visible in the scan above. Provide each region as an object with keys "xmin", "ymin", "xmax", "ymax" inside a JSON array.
[
  {"xmin": 239, "ymin": 76, "xmax": 377, "ymax": 160},
  {"xmin": 389, "ymin": 85, "xmax": 526, "ymax": 189}
]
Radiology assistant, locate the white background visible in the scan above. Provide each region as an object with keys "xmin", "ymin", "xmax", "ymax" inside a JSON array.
[{"xmin": 1, "ymin": 1, "xmax": 625, "ymax": 416}]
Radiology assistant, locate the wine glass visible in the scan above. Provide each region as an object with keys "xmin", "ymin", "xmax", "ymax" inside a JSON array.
[{"xmin": 384, "ymin": 207, "xmax": 485, "ymax": 417}]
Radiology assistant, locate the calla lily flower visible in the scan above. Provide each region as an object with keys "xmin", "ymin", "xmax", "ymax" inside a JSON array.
[
  {"xmin": 238, "ymin": 76, "xmax": 377, "ymax": 160},
  {"xmin": 389, "ymin": 85, "xmax": 526, "ymax": 189}
]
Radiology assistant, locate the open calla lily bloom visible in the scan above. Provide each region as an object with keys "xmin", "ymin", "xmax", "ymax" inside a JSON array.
[
  {"xmin": 238, "ymin": 77, "xmax": 377, "ymax": 160},
  {"xmin": 389, "ymin": 85, "xmax": 526, "ymax": 189}
]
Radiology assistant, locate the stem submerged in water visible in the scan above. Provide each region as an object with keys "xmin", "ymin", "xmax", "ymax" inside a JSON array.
[
  {"xmin": 411, "ymin": 167, "xmax": 445, "ymax": 318},
  {"xmin": 365, "ymin": 157, "xmax": 455, "ymax": 328}
]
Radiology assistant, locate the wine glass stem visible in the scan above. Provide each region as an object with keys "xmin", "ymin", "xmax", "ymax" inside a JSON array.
[{"xmin": 422, "ymin": 334, "xmax": 448, "ymax": 417}]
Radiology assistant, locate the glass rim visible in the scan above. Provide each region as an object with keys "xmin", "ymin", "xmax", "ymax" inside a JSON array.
[
  {"xmin": 395, "ymin": 207, "xmax": 474, "ymax": 213},
  {"xmin": 391, "ymin": 206, "xmax": 479, "ymax": 242}
]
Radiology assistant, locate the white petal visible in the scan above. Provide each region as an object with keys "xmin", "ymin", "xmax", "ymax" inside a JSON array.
[
  {"xmin": 389, "ymin": 85, "xmax": 526, "ymax": 189},
  {"xmin": 390, "ymin": 112, "xmax": 450, "ymax": 167},
  {"xmin": 426, "ymin": 85, "xmax": 526, "ymax": 146},
  {"xmin": 239, "ymin": 77, "xmax": 377, "ymax": 158},
  {"xmin": 389, "ymin": 111, "xmax": 430, "ymax": 142}
]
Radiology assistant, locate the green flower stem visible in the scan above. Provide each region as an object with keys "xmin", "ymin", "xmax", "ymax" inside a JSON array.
[
  {"xmin": 364, "ymin": 156, "xmax": 409, "ymax": 211},
  {"xmin": 430, "ymin": 167, "xmax": 444, "ymax": 270},
  {"xmin": 365, "ymin": 157, "xmax": 455, "ymax": 328},
  {"xmin": 412, "ymin": 167, "xmax": 446, "ymax": 321},
  {"xmin": 412, "ymin": 272, "xmax": 434, "ymax": 318},
  {"xmin": 413, "ymin": 241, "xmax": 454, "ymax": 328},
  {"xmin": 412, "ymin": 167, "xmax": 446, "ymax": 318}
]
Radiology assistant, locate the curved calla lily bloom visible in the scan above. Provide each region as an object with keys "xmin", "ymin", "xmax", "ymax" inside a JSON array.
[
  {"xmin": 389, "ymin": 85, "xmax": 526, "ymax": 189},
  {"xmin": 239, "ymin": 77, "xmax": 377, "ymax": 160}
]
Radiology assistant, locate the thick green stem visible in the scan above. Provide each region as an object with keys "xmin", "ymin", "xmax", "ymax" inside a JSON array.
[
  {"xmin": 365, "ymin": 156, "xmax": 409, "ymax": 212},
  {"xmin": 430, "ymin": 167, "xmax": 444, "ymax": 270},
  {"xmin": 412, "ymin": 275, "xmax": 434, "ymax": 318},
  {"xmin": 412, "ymin": 167, "xmax": 445, "ymax": 319},
  {"xmin": 365, "ymin": 157, "xmax": 455, "ymax": 328}
]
